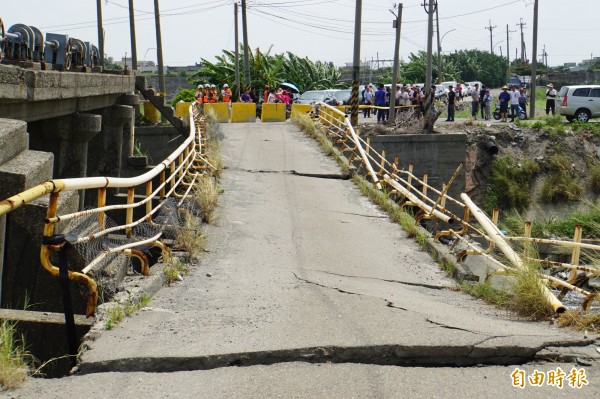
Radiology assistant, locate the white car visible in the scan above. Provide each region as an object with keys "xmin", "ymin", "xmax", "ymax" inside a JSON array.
[{"xmin": 556, "ymin": 85, "xmax": 600, "ymax": 122}]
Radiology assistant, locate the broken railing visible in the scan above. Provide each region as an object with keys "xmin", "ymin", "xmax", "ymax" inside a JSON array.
[
  {"xmin": 0, "ymin": 104, "xmax": 212, "ymax": 318},
  {"xmin": 312, "ymin": 102, "xmax": 599, "ymax": 313}
]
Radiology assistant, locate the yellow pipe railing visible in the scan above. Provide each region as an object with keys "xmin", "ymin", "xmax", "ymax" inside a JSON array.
[
  {"xmin": 313, "ymin": 102, "xmax": 599, "ymax": 314},
  {"xmin": 1, "ymin": 104, "xmax": 210, "ymax": 317}
]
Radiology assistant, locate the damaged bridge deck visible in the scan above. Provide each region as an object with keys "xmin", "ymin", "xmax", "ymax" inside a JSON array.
[{"xmin": 15, "ymin": 122, "xmax": 599, "ymax": 398}]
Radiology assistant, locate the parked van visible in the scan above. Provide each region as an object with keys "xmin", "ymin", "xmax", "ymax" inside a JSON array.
[{"xmin": 556, "ymin": 85, "xmax": 600, "ymax": 122}]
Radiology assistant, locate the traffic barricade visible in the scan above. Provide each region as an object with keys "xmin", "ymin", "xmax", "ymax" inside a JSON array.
[
  {"xmin": 204, "ymin": 102, "xmax": 229, "ymax": 123},
  {"xmin": 231, "ymin": 103, "xmax": 256, "ymax": 123},
  {"xmin": 261, "ymin": 103, "xmax": 286, "ymax": 122}
]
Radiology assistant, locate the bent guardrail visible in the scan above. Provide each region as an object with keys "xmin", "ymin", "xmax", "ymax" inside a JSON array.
[
  {"xmin": 0, "ymin": 104, "xmax": 211, "ymax": 318},
  {"xmin": 311, "ymin": 101, "xmax": 599, "ymax": 314}
]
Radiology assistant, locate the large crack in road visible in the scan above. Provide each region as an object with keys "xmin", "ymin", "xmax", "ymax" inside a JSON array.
[{"xmin": 77, "ymin": 274, "xmax": 597, "ymax": 375}]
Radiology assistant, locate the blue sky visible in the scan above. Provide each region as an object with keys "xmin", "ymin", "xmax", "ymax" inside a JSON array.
[{"xmin": 2, "ymin": 0, "xmax": 597, "ymax": 67}]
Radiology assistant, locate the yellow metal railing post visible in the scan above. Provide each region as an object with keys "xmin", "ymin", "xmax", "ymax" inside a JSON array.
[
  {"xmin": 145, "ymin": 181, "xmax": 153, "ymax": 222},
  {"xmin": 170, "ymin": 162, "xmax": 176, "ymax": 192},
  {"xmin": 568, "ymin": 225, "xmax": 583, "ymax": 283},
  {"xmin": 160, "ymin": 171, "xmax": 166, "ymax": 199},
  {"xmin": 97, "ymin": 188, "xmax": 106, "ymax": 230},
  {"xmin": 125, "ymin": 187, "xmax": 134, "ymax": 237}
]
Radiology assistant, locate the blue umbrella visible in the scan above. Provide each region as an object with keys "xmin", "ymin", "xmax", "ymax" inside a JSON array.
[{"xmin": 280, "ymin": 82, "xmax": 300, "ymax": 93}]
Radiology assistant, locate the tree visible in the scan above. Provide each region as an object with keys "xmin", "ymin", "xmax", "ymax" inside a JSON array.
[
  {"xmin": 399, "ymin": 51, "xmax": 459, "ymax": 83},
  {"xmin": 447, "ymin": 50, "xmax": 508, "ymax": 87},
  {"xmin": 588, "ymin": 59, "xmax": 600, "ymax": 71},
  {"xmin": 188, "ymin": 46, "xmax": 342, "ymax": 93}
]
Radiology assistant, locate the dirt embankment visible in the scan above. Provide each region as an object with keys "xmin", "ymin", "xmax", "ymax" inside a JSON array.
[{"xmin": 360, "ymin": 118, "xmax": 600, "ymax": 220}]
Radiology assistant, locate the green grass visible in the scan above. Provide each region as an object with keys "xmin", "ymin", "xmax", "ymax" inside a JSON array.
[
  {"xmin": 164, "ymin": 259, "xmax": 189, "ymax": 286},
  {"xmin": 460, "ymin": 282, "xmax": 509, "ymax": 306},
  {"xmin": 590, "ymin": 164, "xmax": 600, "ymax": 195},
  {"xmin": 509, "ymin": 262, "xmax": 554, "ymax": 320},
  {"xmin": 484, "ymin": 154, "xmax": 539, "ymax": 212},
  {"xmin": 193, "ymin": 176, "xmax": 219, "ymax": 224},
  {"xmin": 540, "ymin": 154, "xmax": 582, "ymax": 204},
  {"xmin": 416, "ymin": 231, "xmax": 428, "ymax": 250},
  {"xmin": 0, "ymin": 320, "xmax": 31, "ymax": 390},
  {"xmin": 104, "ymin": 293, "xmax": 151, "ymax": 330},
  {"xmin": 104, "ymin": 304, "xmax": 125, "ymax": 330},
  {"xmin": 439, "ymin": 258, "xmax": 457, "ymax": 277},
  {"xmin": 124, "ymin": 294, "xmax": 151, "ymax": 317}
]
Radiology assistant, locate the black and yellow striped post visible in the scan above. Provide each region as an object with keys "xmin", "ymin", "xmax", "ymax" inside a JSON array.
[
  {"xmin": 422, "ymin": 89, "xmax": 433, "ymax": 131},
  {"xmin": 350, "ymin": 80, "xmax": 360, "ymax": 127}
]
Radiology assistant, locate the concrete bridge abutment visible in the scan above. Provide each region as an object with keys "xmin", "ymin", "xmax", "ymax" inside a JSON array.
[
  {"xmin": 28, "ymin": 113, "xmax": 102, "ymax": 210},
  {"xmin": 86, "ymin": 105, "xmax": 134, "ymax": 204}
]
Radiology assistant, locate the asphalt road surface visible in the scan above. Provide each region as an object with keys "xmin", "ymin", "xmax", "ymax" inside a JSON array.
[{"xmin": 12, "ymin": 121, "xmax": 599, "ymax": 398}]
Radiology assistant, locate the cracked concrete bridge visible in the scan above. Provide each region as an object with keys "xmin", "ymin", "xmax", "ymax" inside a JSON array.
[{"xmin": 15, "ymin": 122, "xmax": 599, "ymax": 398}]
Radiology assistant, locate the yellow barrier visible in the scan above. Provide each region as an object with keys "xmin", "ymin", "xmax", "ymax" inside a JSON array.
[
  {"xmin": 175, "ymin": 101, "xmax": 192, "ymax": 118},
  {"xmin": 204, "ymin": 102, "xmax": 230, "ymax": 123},
  {"xmin": 143, "ymin": 101, "xmax": 160, "ymax": 123},
  {"xmin": 231, "ymin": 103, "xmax": 256, "ymax": 123},
  {"xmin": 261, "ymin": 103, "xmax": 287, "ymax": 122},
  {"xmin": 291, "ymin": 104, "xmax": 312, "ymax": 117}
]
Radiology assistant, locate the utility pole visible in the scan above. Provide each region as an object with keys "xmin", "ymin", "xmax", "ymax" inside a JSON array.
[
  {"xmin": 540, "ymin": 44, "xmax": 548, "ymax": 67},
  {"xmin": 96, "ymin": 0, "xmax": 104, "ymax": 67},
  {"xmin": 517, "ymin": 18, "xmax": 526, "ymax": 63},
  {"xmin": 153, "ymin": 0, "xmax": 165, "ymax": 96},
  {"xmin": 485, "ymin": 20, "xmax": 497, "ymax": 54},
  {"xmin": 506, "ymin": 24, "xmax": 515, "ymax": 82},
  {"xmin": 435, "ymin": 3, "xmax": 441, "ymax": 82},
  {"xmin": 234, "ymin": 2, "xmax": 240, "ymax": 100},
  {"xmin": 241, "ymin": 0, "xmax": 251, "ymax": 86},
  {"xmin": 128, "ymin": 0, "xmax": 137, "ymax": 70},
  {"xmin": 350, "ymin": 0, "xmax": 362, "ymax": 127},
  {"xmin": 423, "ymin": 1, "xmax": 435, "ymax": 131},
  {"xmin": 389, "ymin": 3, "xmax": 403, "ymax": 121},
  {"xmin": 529, "ymin": 0, "xmax": 538, "ymax": 119}
]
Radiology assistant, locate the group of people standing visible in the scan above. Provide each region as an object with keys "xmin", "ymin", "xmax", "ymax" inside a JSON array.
[
  {"xmin": 195, "ymin": 84, "xmax": 294, "ymax": 106},
  {"xmin": 362, "ymin": 83, "xmax": 427, "ymax": 123},
  {"xmin": 194, "ymin": 84, "xmax": 232, "ymax": 105},
  {"xmin": 497, "ymin": 85, "xmax": 528, "ymax": 122},
  {"xmin": 446, "ymin": 83, "xmax": 530, "ymax": 122},
  {"xmin": 262, "ymin": 85, "xmax": 293, "ymax": 105}
]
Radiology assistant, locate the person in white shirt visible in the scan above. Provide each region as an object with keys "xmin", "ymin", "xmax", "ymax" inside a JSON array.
[
  {"xmin": 470, "ymin": 83, "xmax": 480, "ymax": 120},
  {"xmin": 545, "ymin": 83, "xmax": 557, "ymax": 115},
  {"xmin": 363, "ymin": 85, "xmax": 374, "ymax": 118},
  {"xmin": 509, "ymin": 86, "xmax": 521, "ymax": 122}
]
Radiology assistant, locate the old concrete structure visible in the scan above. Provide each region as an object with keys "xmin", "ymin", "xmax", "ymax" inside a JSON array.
[
  {"xmin": 0, "ymin": 64, "xmax": 137, "ymax": 312},
  {"xmin": 368, "ymin": 133, "xmax": 467, "ymax": 205}
]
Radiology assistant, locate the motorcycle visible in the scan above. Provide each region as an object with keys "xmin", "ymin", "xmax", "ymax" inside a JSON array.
[{"xmin": 493, "ymin": 104, "xmax": 526, "ymax": 121}]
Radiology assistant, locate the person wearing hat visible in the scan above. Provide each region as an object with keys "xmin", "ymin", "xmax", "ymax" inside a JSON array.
[
  {"xmin": 545, "ymin": 83, "xmax": 557, "ymax": 115},
  {"xmin": 203, "ymin": 84, "xmax": 210, "ymax": 103},
  {"xmin": 195, "ymin": 84, "xmax": 204, "ymax": 106},
  {"xmin": 498, "ymin": 85, "xmax": 511, "ymax": 122},
  {"xmin": 221, "ymin": 83, "xmax": 232, "ymax": 103},
  {"xmin": 445, "ymin": 85, "xmax": 456, "ymax": 122}
]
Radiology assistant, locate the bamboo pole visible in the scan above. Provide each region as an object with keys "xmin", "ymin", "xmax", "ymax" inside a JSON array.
[{"xmin": 460, "ymin": 193, "xmax": 565, "ymax": 313}]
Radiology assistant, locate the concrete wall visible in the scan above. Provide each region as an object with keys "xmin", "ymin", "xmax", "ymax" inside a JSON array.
[
  {"xmin": 541, "ymin": 70, "xmax": 600, "ymax": 88},
  {"xmin": 0, "ymin": 64, "xmax": 135, "ymax": 122},
  {"xmin": 130, "ymin": 125, "xmax": 184, "ymax": 169},
  {"xmin": 368, "ymin": 134, "xmax": 467, "ymax": 208},
  {"xmin": 146, "ymin": 76, "xmax": 192, "ymax": 103}
]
